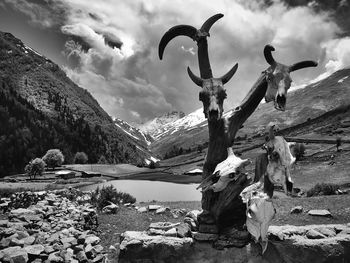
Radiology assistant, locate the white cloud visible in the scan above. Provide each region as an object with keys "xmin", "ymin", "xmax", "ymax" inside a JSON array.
[{"xmin": 9, "ymin": 0, "xmax": 348, "ymax": 123}]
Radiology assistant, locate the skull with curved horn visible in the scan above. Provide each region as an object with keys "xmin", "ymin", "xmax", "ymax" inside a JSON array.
[
  {"xmin": 263, "ymin": 45, "xmax": 318, "ymax": 111},
  {"xmin": 159, "ymin": 14, "xmax": 238, "ymax": 121}
]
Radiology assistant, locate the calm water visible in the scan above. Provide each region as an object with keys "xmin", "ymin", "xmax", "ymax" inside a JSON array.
[{"xmin": 80, "ymin": 180, "xmax": 201, "ymax": 202}]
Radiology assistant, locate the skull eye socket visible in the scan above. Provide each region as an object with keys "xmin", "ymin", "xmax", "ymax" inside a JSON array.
[
  {"xmin": 218, "ymin": 90, "xmax": 227, "ymax": 100},
  {"xmin": 266, "ymin": 73, "xmax": 274, "ymax": 82}
]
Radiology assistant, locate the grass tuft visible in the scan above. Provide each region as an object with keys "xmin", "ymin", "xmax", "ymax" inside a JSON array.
[{"xmin": 306, "ymin": 183, "xmax": 340, "ymax": 197}]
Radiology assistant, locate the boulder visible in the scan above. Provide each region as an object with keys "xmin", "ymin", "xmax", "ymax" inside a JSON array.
[
  {"xmin": 290, "ymin": 206, "xmax": 303, "ymax": 214},
  {"xmin": 137, "ymin": 207, "xmax": 147, "ymax": 213},
  {"xmin": 148, "ymin": 205, "xmax": 162, "ymax": 211},
  {"xmin": 119, "ymin": 231, "xmax": 193, "ymax": 262},
  {"xmin": 306, "ymin": 229, "xmax": 326, "ymax": 239},
  {"xmin": 155, "ymin": 207, "xmax": 168, "ymax": 214},
  {"xmin": 85, "ymin": 236, "xmax": 100, "ymax": 246},
  {"xmin": 176, "ymin": 223, "xmax": 192, "ymax": 238},
  {"xmin": 308, "ymin": 209, "xmax": 332, "ymax": 217},
  {"xmin": 164, "ymin": 228, "xmax": 177, "ymax": 237},
  {"xmin": 0, "ymin": 246, "xmax": 28, "ymax": 263},
  {"xmin": 24, "ymin": 244, "xmax": 44, "ymax": 255}
]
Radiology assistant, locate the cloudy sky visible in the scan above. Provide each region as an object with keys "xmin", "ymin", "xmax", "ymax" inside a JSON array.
[{"xmin": 0, "ymin": 0, "xmax": 350, "ymax": 124}]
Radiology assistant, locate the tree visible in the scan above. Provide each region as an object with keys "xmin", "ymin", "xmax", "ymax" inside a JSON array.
[
  {"xmin": 97, "ymin": 155, "xmax": 108, "ymax": 164},
  {"xmin": 74, "ymin": 152, "xmax": 88, "ymax": 164},
  {"xmin": 42, "ymin": 149, "xmax": 64, "ymax": 170},
  {"xmin": 25, "ymin": 158, "xmax": 45, "ymax": 180}
]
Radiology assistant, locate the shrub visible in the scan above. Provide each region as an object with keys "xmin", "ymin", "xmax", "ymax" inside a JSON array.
[
  {"xmin": 306, "ymin": 183, "xmax": 340, "ymax": 197},
  {"xmin": 24, "ymin": 158, "xmax": 46, "ymax": 179},
  {"xmin": 43, "ymin": 149, "xmax": 64, "ymax": 170},
  {"xmin": 97, "ymin": 155, "xmax": 108, "ymax": 164},
  {"xmin": 74, "ymin": 152, "xmax": 88, "ymax": 164},
  {"xmin": 91, "ymin": 185, "xmax": 136, "ymax": 210}
]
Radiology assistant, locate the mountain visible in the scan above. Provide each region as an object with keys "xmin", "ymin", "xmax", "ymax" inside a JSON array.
[
  {"xmin": 150, "ymin": 68, "xmax": 350, "ymax": 157},
  {"xmin": 113, "ymin": 118, "xmax": 153, "ymax": 146},
  {"xmin": 138, "ymin": 111, "xmax": 185, "ymax": 139},
  {"xmin": 0, "ymin": 31, "xmax": 150, "ymax": 176}
]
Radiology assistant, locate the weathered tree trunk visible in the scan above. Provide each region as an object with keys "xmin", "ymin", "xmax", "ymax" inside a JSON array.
[{"xmin": 200, "ymin": 73, "xmax": 268, "ymax": 231}]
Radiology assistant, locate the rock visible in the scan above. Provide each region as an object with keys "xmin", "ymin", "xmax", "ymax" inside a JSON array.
[
  {"xmin": 155, "ymin": 207, "xmax": 168, "ymax": 214},
  {"xmin": 84, "ymin": 236, "xmax": 100, "ymax": 246},
  {"xmin": 308, "ymin": 209, "xmax": 332, "ymax": 217},
  {"xmin": 149, "ymin": 222, "xmax": 180, "ymax": 231},
  {"xmin": 184, "ymin": 217, "xmax": 197, "ymax": 231},
  {"xmin": 92, "ymin": 254, "xmax": 104, "ymax": 262},
  {"xmin": 306, "ymin": 229, "xmax": 326, "ymax": 239},
  {"xmin": 176, "ymin": 223, "xmax": 191, "ymax": 238},
  {"xmin": 199, "ymin": 224, "xmax": 219, "ymax": 234},
  {"xmin": 0, "ymin": 238, "xmax": 11, "ymax": 249},
  {"xmin": 164, "ymin": 228, "xmax": 177, "ymax": 237},
  {"xmin": 185, "ymin": 210, "xmax": 201, "ymax": 224},
  {"xmin": 24, "ymin": 244, "xmax": 44, "ymax": 255},
  {"xmin": 147, "ymin": 228, "xmax": 165, "ymax": 236},
  {"xmin": 0, "ymin": 220, "xmax": 9, "ymax": 227},
  {"xmin": 192, "ymin": 232, "xmax": 218, "ymax": 241},
  {"xmin": 137, "ymin": 207, "xmax": 147, "ymax": 213},
  {"xmin": 119, "ymin": 231, "xmax": 193, "ymax": 261},
  {"xmin": 21, "ymin": 236, "xmax": 35, "ymax": 246},
  {"xmin": 290, "ymin": 206, "xmax": 303, "ymax": 214},
  {"xmin": 93, "ymin": 244, "xmax": 103, "ymax": 254},
  {"xmin": 48, "ymin": 252, "xmax": 63, "ymax": 262},
  {"xmin": 10, "ymin": 208, "xmax": 35, "ymax": 216},
  {"xmin": 148, "ymin": 205, "xmax": 162, "ymax": 211},
  {"xmin": 75, "ymin": 251, "xmax": 88, "ymax": 262},
  {"xmin": 102, "ymin": 202, "xmax": 119, "ymax": 214},
  {"xmin": 44, "ymin": 245, "xmax": 55, "ymax": 254},
  {"xmin": 314, "ymin": 227, "xmax": 336, "ymax": 237},
  {"xmin": 0, "ymin": 246, "xmax": 28, "ymax": 263}
]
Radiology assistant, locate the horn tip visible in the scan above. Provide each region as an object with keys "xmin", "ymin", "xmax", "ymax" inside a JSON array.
[{"xmin": 265, "ymin": 44, "xmax": 275, "ymax": 51}]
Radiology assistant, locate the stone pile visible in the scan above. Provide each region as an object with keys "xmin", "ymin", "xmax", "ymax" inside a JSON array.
[{"xmin": 0, "ymin": 189, "xmax": 104, "ymax": 263}]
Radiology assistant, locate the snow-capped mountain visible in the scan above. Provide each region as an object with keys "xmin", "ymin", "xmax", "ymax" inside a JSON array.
[
  {"xmin": 149, "ymin": 68, "xmax": 350, "ymax": 157},
  {"xmin": 138, "ymin": 111, "xmax": 185, "ymax": 139},
  {"xmin": 114, "ymin": 118, "xmax": 153, "ymax": 146}
]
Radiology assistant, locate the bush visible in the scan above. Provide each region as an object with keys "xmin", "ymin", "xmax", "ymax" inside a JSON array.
[
  {"xmin": 336, "ymin": 137, "xmax": 342, "ymax": 152},
  {"xmin": 97, "ymin": 155, "xmax": 108, "ymax": 164},
  {"xmin": 43, "ymin": 149, "xmax": 64, "ymax": 170},
  {"xmin": 306, "ymin": 183, "xmax": 340, "ymax": 197},
  {"xmin": 91, "ymin": 185, "xmax": 136, "ymax": 210},
  {"xmin": 24, "ymin": 158, "xmax": 46, "ymax": 179},
  {"xmin": 74, "ymin": 152, "xmax": 88, "ymax": 164}
]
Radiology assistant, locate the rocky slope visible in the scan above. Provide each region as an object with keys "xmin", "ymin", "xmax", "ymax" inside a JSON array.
[{"xmin": 150, "ymin": 68, "xmax": 350, "ymax": 157}]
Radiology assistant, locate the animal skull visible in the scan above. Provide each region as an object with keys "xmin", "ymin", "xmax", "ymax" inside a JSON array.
[
  {"xmin": 263, "ymin": 45, "xmax": 317, "ymax": 111},
  {"xmin": 188, "ymin": 65, "xmax": 238, "ymax": 121},
  {"xmin": 263, "ymin": 126, "xmax": 295, "ymax": 194},
  {"xmin": 199, "ymin": 147, "xmax": 250, "ymax": 192}
]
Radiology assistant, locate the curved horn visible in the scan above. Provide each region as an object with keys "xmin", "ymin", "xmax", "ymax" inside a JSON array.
[
  {"xmin": 220, "ymin": 63, "xmax": 238, "ymax": 85},
  {"xmin": 187, "ymin": 66, "xmax": 203, "ymax": 87},
  {"xmin": 289, "ymin": 60, "xmax": 318, "ymax": 72},
  {"xmin": 158, "ymin": 25, "xmax": 197, "ymax": 60},
  {"xmin": 264, "ymin": 45, "xmax": 276, "ymax": 66},
  {"xmin": 200, "ymin": 13, "xmax": 224, "ymax": 33}
]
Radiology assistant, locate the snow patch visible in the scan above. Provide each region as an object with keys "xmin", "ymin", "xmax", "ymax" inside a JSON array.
[
  {"xmin": 338, "ymin": 76, "xmax": 348, "ymax": 83},
  {"xmin": 24, "ymin": 45, "xmax": 43, "ymax": 57}
]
